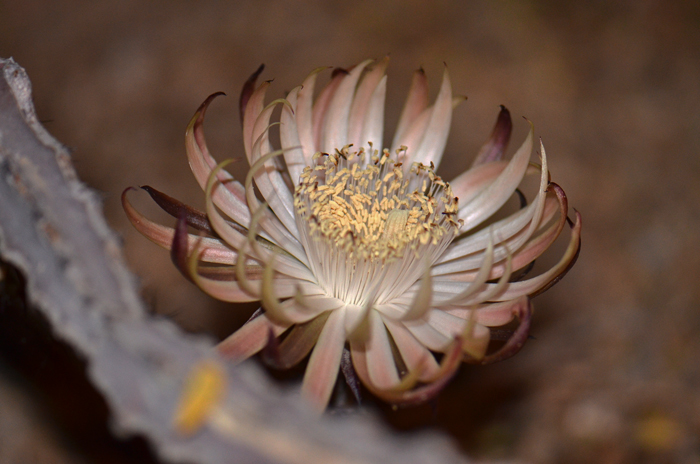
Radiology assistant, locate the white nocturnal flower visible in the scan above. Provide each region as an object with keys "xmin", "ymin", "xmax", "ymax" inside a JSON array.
[{"xmin": 124, "ymin": 58, "xmax": 581, "ymax": 413}]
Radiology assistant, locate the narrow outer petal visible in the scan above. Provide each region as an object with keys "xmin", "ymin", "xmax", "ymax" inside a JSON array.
[
  {"xmin": 122, "ymin": 188, "xmax": 237, "ymax": 264},
  {"xmin": 185, "ymin": 94, "xmax": 253, "ymax": 229},
  {"xmin": 140, "ymin": 185, "xmax": 215, "ymax": 235},
  {"xmin": 392, "ymin": 68, "xmax": 429, "ymax": 152},
  {"xmin": 347, "ymin": 56, "xmax": 389, "ymax": 149},
  {"xmin": 301, "ymin": 307, "xmax": 347, "ymax": 413},
  {"xmin": 365, "ymin": 311, "xmax": 400, "ymax": 389},
  {"xmin": 217, "ymin": 313, "xmax": 289, "ymax": 362},
  {"xmin": 262, "ymin": 312, "xmax": 331, "ymax": 370},
  {"xmin": 383, "ymin": 317, "xmax": 441, "ymax": 381},
  {"xmin": 249, "ymin": 102, "xmax": 300, "ymax": 238},
  {"xmin": 321, "ymin": 59, "xmax": 373, "ymax": 154},
  {"xmin": 352, "ymin": 337, "xmax": 465, "ymax": 407},
  {"xmin": 295, "ymin": 67, "xmax": 326, "ymax": 161},
  {"xmin": 457, "ymin": 122, "xmax": 534, "ymax": 230},
  {"xmin": 431, "ymin": 210, "xmax": 582, "ymax": 305},
  {"xmin": 471, "ymin": 105, "xmax": 512, "ymax": 167},
  {"xmin": 312, "ymin": 68, "xmax": 347, "ymax": 151},
  {"xmin": 449, "ymin": 161, "xmax": 508, "ymax": 205},
  {"xmin": 242, "ymin": 81, "xmax": 271, "ymax": 162},
  {"xmin": 359, "ymin": 75, "xmax": 387, "ymax": 153},
  {"xmin": 279, "ymin": 86, "xmax": 306, "ymax": 184},
  {"xmin": 412, "ymin": 66, "xmax": 452, "ymax": 169},
  {"xmin": 239, "ymin": 64, "xmax": 265, "ymax": 126}
]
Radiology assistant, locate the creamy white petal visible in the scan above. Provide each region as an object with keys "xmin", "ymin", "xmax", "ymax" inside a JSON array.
[
  {"xmin": 242, "ymin": 81, "xmax": 270, "ymax": 163},
  {"xmin": 444, "ymin": 297, "xmax": 524, "ymax": 327},
  {"xmin": 280, "ymin": 86, "xmax": 306, "ymax": 184},
  {"xmin": 404, "ymin": 318, "xmax": 453, "ymax": 352},
  {"xmin": 295, "ymin": 68, "xmax": 326, "ymax": 162},
  {"xmin": 432, "ymin": 212, "xmax": 581, "ymax": 304},
  {"xmin": 249, "ymin": 116, "xmax": 300, "ymax": 238},
  {"xmin": 457, "ymin": 124, "xmax": 534, "ymax": 229},
  {"xmin": 359, "ymin": 75, "xmax": 387, "ymax": 153},
  {"xmin": 411, "ymin": 67, "xmax": 453, "ymax": 169},
  {"xmin": 391, "ymin": 68, "xmax": 430, "ymax": 152},
  {"xmin": 437, "ymin": 190, "xmax": 556, "ymax": 267},
  {"xmin": 312, "ymin": 69, "xmax": 346, "ymax": 150},
  {"xmin": 301, "ymin": 307, "xmax": 347, "ymax": 413},
  {"xmin": 185, "ymin": 105, "xmax": 252, "ymax": 228},
  {"xmin": 321, "ymin": 59, "xmax": 373, "ymax": 154},
  {"xmin": 364, "ymin": 310, "xmax": 400, "ymax": 389},
  {"xmin": 449, "ymin": 161, "xmax": 508, "ymax": 205},
  {"xmin": 218, "ymin": 313, "xmax": 289, "ymax": 362},
  {"xmin": 383, "ymin": 316, "xmax": 441, "ymax": 381},
  {"xmin": 347, "ymin": 57, "xmax": 389, "ymax": 149}
]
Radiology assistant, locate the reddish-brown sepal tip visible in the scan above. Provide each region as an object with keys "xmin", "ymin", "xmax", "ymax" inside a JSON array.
[
  {"xmin": 239, "ymin": 64, "xmax": 265, "ymax": 125},
  {"xmin": 139, "ymin": 185, "xmax": 215, "ymax": 235},
  {"xmin": 196, "ymin": 92, "xmax": 226, "ymax": 119},
  {"xmin": 476, "ymin": 298, "xmax": 533, "ymax": 365},
  {"xmin": 389, "ymin": 336, "xmax": 464, "ymax": 408},
  {"xmin": 170, "ymin": 214, "xmax": 193, "ymax": 283},
  {"xmin": 331, "ymin": 67, "xmax": 349, "ymax": 78},
  {"xmin": 472, "ymin": 105, "xmax": 513, "ymax": 166}
]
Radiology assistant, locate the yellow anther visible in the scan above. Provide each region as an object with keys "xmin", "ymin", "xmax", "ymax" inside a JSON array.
[{"xmin": 294, "ymin": 148, "xmax": 459, "ymax": 263}]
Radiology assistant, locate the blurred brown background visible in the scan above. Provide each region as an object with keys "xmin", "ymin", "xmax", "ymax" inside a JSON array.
[{"xmin": 1, "ymin": 0, "xmax": 699, "ymax": 463}]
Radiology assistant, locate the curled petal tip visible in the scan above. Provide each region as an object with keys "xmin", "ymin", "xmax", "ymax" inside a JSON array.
[
  {"xmin": 466, "ymin": 297, "xmax": 533, "ymax": 366},
  {"xmin": 311, "ymin": 66, "xmax": 331, "ymax": 74},
  {"xmin": 197, "ymin": 91, "xmax": 226, "ymax": 114},
  {"xmin": 139, "ymin": 185, "xmax": 215, "ymax": 235},
  {"xmin": 249, "ymin": 63, "xmax": 265, "ymax": 79},
  {"xmin": 121, "ymin": 187, "xmax": 139, "ymax": 219},
  {"xmin": 472, "ymin": 105, "xmax": 512, "ymax": 167},
  {"xmin": 331, "ymin": 67, "xmax": 349, "ymax": 78},
  {"xmin": 567, "ymin": 209, "xmax": 582, "ymax": 228},
  {"xmin": 355, "ymin": 336, "xmax": 464, "ymax": 408},
  {"xmin": 451, "ymin": 95, "xmax": 468, "ymax": 110}
]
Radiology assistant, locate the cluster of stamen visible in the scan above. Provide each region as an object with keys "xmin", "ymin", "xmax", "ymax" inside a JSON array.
[{"xmin": 294, "ymin": 145, "xmax": 462, "ymax": 263}]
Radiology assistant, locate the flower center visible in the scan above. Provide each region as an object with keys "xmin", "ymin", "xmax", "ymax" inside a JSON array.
[
  {"xmin": 295, "ymin": 146, "xmax": 461, "ymax": 262},
  {"xmin": 294, "ymin": 145, "xmax": 462, "ymax": 304}
]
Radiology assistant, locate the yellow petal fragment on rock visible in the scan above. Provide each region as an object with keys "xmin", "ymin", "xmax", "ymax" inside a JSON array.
[{"xmin": 173, "ymin": 360, "xmax": 227, "ymax": 436}]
